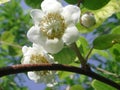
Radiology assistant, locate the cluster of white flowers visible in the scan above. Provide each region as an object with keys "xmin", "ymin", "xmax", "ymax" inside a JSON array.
[{"xmin": 22, "ymin": 0, "xmax": 81, "ymax": 85}]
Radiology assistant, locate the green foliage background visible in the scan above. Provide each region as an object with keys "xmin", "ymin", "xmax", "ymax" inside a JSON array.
[{"xmin": 0, "ymin": 0, "xmax": 120, "ymax": 90}]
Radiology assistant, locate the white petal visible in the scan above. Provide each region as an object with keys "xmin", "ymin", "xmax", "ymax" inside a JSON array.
[
  {"xmin": 27, "ymin": 26, "xmax": 46, "ymax": 46},
  {"xmin": 22, "ymin": 56, "xmax": 31, "ymax": 64},
  {"xmin": 22, "ymin": 46, "xmax": 29, "ymax": 55},
  {"xmin": 43, "ymin": 52, "xmax": 54, "ymax": 63},
  {"xmin": 62, "ymin": 25, "xmax": 80, "ymax": 45},
  {"xmin": 28, "ymin": 72, "xmax": 40, "ymax": 82},
  {"xmin": 30, "ymin": 9, "xmax": 44, "ymax": 25},
  {"xmin": 61, "ymin": 5, "xmax": 80, "ymax": 24},
  {"xmin": 32, "ymin": 43, "xmax": 46, "ymax": 53},
  {"xmin": 44, "ymin": 38, "xmax": 64, "ymax": 54},
  {"xmin": 41, "ymin": 0, "xmax": 62, "ymax": 13}
]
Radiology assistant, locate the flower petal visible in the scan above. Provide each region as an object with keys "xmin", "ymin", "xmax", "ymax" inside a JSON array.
[
  {"xmin": 22, "ymin": 56, "xmax": 31, "ymax": 64},
  {"xmin": 30, "ymin": 9, "xmax": 44, "ymax": 25},
  {"xmin": 62, "ymin": 25, "xmax": 80, "ymax": 45},
  {"xmin": 44, "ymin": 38, "xmax": 64, "ymax": 54},
  {"xmin": 28, "ymin": 72, "xmax": 55, "ymax": 83},
  {"xmin": 61, "ymin": 5, "xmax": 80, "ymax": 24},
  {"xmin": 32, "ymin": 43, "xmax": 46, "ymax": 53},
  {"xmin": 41, "ymin": 0, "xmax": 62, "ymax": 13},
  {"xmin": 22, "ymin": 46, "xmax": 29, "ymax": 55},
  {"xmin": 28, "ymin": 72, "xmax": 40, "ymax": 83},
  {"xmin": 27, "ymin": 26, "xmax": 46, "ymax": 46}
]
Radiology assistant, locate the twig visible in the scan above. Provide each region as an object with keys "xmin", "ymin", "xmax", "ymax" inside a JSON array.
[
  {"xmin": 85, "ymin": 47, "xmax": 94, "ymax": 60},
  {"xmin": 0, "ymin": 41, "xmax": 21, "ymax": 49},
  {"xmin": 0, "ymin": 64, "xmax": 120, "ymax": 89},
  {"xmin": 70, "ymin": 43, "xmax": 87, "ymax": 68},
  {"xmin": 92, "ymin": 65, "xmax": 120, "ymax": 78}
]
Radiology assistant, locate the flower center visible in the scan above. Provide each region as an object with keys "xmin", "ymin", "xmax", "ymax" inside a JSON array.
[
  {"xmin": 30, "ymin": 54, "xmax": 50, "ymax": 76},
  {"xmin": 40, "ymin": 13, "xmax": 66, "ymax": 39},
  {"xmin": 30, "ymin": 54, "xmax": 49, "ymax": 64}
]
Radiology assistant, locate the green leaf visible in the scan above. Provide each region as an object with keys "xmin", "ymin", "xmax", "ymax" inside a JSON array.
[
  {"xmin": 111, "ymin": 25, "xmax": 120, "ymax": 34},
  {"xmin": 93, "ymin": 34, "xmax": 120, "ymax": 50},
  {"xmin": 92, "ymin": 49, "xmax": 109, "ymax": 59},
  {"xmin": 70, "ymin": 85, "xmax": 84, "ymax": 90},
  {"xmin": 8, "ymin": 46, "xmax": 21, "ymax": 56},
  {"xmin": 59, "ymin": 71, "xmax": 74, "ymax": 79},
  {"xmin": 59, "ymin": 63, "xmax": 79, "ymax": 79},
  {"xmin": 109, "ymin": 44, "xmax": 120, "ymax": 62},
  {"xmin": 64, "ymin": 0, "xmax": 78, "ymax": 4},
  {"xmin": 116, "ymin": 12, "xmax": 120, "ymax": 19},
  {"xmin": 83, "ymin": 0, "xmax": 110, "ymax": 10},
  {"xmin": 25, "ymin": 0, "xmax": 42, "ymax": 8},
  {"xmin": 53, "ymin": 47, "xmax": 76, "ymax": 64},
  {"xmin": 1, "ymin": 31, "xmax": 15, "ymax": 43},
  {"xmin": 0, "ymin": 0, "xmax": 10, "ymax": 5},
  {"xmin": 77, "ymin": 0, "xmax": 120, "ymax": 33},
  {"xmin": 91, "ymin": 80, "xmax": 117, "ymax": 90},
  {"xmin": 77, "ymin": 36, "xmax": 89, "ymax": 57}
]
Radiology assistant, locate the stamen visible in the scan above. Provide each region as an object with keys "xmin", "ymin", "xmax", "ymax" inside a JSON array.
[
  {"xmin": 30, "ymin": 54, "xmax": 50, "ymax": 76},
  {"xmin": 40, "ymin": 13, "xmax": 66, "ymax": 39}
]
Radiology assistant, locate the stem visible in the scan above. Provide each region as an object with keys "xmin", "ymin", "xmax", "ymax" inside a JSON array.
[
  {"xmin": 85, "ymin": 47, "xmax": 94, "ymax": 60},
  {"xmin": 77, "ymin": 0, "xmax": 83, "ymax": 7},
  {"xmin": 0, "ymin": 64, "xmax": 120, "ymax": 89},
  {"xmin": 92, "ymin": 65, "xmax": 120, "ymax": 78},
  {"xmin": 71, "ymin": 43, "xmax": 87, "ymax": 68},
  {"xmin": 0, "ymin": 41, "xmax": 21, "ymax": 49}
]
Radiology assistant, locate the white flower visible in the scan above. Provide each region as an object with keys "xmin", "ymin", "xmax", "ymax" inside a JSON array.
[
  {"xmin": 27, "ymin": 0, "xmax": 80, "ymax": 54},
  {"xmin": 21, "ymin": 44, "xmax": 55, "ymax": 84}
]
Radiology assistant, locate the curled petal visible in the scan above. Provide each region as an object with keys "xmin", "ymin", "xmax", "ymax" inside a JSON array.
[
  {"xmin": 62, "ymin": 25, "xmax": 80, "ymax": 45},
  {"xmin": 61, "ymin": 5, "xmax": 80, "ymax": 24},
  {"xmin": 44, "ymin": 38, "xmax": 64, "ymax": 54},
  {"xmin": 22, "ymin": 46, "xmax": 29, "ymax": 55},
  {"xmin": 27, "ymin": 26, "xmax": 46, "ymax": 45},
  {"xmin": 30, "ymin": 9, "xmax": 44, "ymax": 25},
  {"xmin": 22, "ymin": 56, "xmax": 31, "ymax": 64},
  {"xmin": 41, "ymin": 0, "xmax": 62, "ymax": 13},
  {"xmin": 28, "ymin": 72, "xmax": 40, "ymax": 83},
  {"xmin": 21, "ymin": 46, "xmax": 31, "ymax": 64}
]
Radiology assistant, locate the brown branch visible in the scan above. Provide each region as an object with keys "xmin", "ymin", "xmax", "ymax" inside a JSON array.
[{"xmin": 0, "ymin": 64, "xmax": 120, "ymax": 89}]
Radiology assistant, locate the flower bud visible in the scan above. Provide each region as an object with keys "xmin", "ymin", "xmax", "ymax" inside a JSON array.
[{"xmin": 80, "ymin": 12, "xmax": 96, "ymax": 28}]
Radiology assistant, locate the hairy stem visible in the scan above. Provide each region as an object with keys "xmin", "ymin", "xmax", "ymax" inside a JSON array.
[
  {"xmin": 71, "ymin": 43, "xmax": 88, "ymax": 68},
  {"xmin": 0, "ymin": 64, "xmax": 120, "ymax": 89}
]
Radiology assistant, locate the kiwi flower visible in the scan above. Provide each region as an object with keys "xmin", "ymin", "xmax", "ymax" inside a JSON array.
[
  {"xmin": 27, "ymin": 0, "xmax": 80, "ymax": 54},
  {"xmin": 21, "ymin": 44, "xmax": 55, "ymax": 85}
]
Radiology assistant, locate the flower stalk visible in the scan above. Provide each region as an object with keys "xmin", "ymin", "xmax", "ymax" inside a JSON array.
[{"xmin": 70, "ymin": 43, "xmax": 90, "ymax": 70}]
